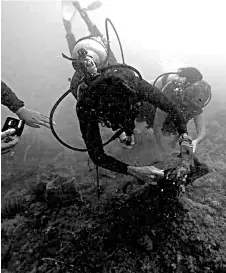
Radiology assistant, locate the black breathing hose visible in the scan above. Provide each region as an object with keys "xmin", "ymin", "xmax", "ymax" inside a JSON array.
[
  {"xmin": 50, "ymin": 95, "xmax": 124, "ymax": 152},
  {"xmin": 105, "ymin": 18, "xmax": 125, "ymax": 64},
  {"xmin": 49, "ymin": 18, "xmax": 142, "ymax": 152},
  {"xmin": 153, "ymin": 72, "xmax": 177, "ymax": 89}
]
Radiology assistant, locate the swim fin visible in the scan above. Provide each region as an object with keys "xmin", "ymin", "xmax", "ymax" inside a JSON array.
[
  {"xmin": 86, "ymin": 1, "xmax": 103, "ymax": 11},
  {"xmin": 62, "ymin": 0, "xmax": 76, "ymax": 21}
]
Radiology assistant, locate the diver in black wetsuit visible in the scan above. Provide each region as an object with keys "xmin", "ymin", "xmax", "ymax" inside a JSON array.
[{"xmin": 73, "ymin": 59, "xmax": 194, "ymax": 181}]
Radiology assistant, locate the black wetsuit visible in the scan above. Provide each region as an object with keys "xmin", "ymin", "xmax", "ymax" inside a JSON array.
[
  {"xmin": 1, "ymin": 81, "xmax": 24, "ymax": 113},
  {"xmin": 76, "ymin": 70, "xmax": 188, "ymax": 175}
]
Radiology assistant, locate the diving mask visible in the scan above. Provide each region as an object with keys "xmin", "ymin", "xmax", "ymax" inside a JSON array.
[
  {"xmin": 173, "ymin": 76, "xmax": 187, "ymax": 86},
  {"xmin": 83, "ymin": 56, "xmax": 98, "ymax": 75},
  {"xmin": 73, "ymin": 48, "xmax": 98, "ymax": 76}
]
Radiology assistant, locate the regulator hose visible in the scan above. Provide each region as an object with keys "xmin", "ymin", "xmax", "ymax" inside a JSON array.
[
  {"xmin": 104, "ymin": 18, "xmax": 125, "ymax": 64},
  {"xmin": 153, "ymin": 72, "xmax": 177, "ymax": 89},
  {"xmin": 50, "ymin": 93, "xmax": 124, "ymax": 152}
]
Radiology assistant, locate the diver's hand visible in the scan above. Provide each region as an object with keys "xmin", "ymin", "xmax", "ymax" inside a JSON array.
[
  {"xmin": 16, "ymin": 107, "xmax": 54, "ymax": 129},
  {"xmin": 1, "ymin": 129, "xmax": 19, "ymax": 155},
  {"xmin": 127, "ymin": 166, "xmax": 164, "ymax": 185},
  {"xmin": 192, "ymin": 139, "xmax": 198, "ymax": 153}
]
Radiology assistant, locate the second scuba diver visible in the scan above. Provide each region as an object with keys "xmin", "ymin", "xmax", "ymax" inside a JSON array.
[
  {"xmin": 152, "ymin": 67, "xmax": 211, "ymax": 154},
  {"xmin": 128, "ymin": 67, "xmax": 211, "ymax": 154}
]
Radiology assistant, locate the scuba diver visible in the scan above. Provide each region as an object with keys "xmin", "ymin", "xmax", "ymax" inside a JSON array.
[
  {"xmin": 152, "ymin": 67, "xmax": 211, "ymax": 154},
  {"xmin": 62, "ymin": 0, "xmax": 136, "ymax": 147},
  {"xmin": 125, "ymin": 67, "xmax": 211, "ymax": 153}
]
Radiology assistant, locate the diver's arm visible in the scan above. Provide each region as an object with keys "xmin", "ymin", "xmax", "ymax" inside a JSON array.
[
  {"xmin": 1, "ymin": 81, "xmax": 25, "ymax": 113},
  {"xmin": 193, "ymin": 113, "xmax": 206, "ymax": 145},
  {"xmin": 76, "ymin": 98, "xmax": 165, "ymax": 180},
  {"xmin": 137, "ymin": 78, "xmax": 188, "ymax": 136},
  {"xmin": 76, "ymin": 103, "xmax": 163, "ymax": 179},
  {"xmin": 76, "ymin": 101, "xmax": 129, "ymax": 174},
  {"xmin": 153, "ymin": 108, "xmax": 168, "ymax": 152}
]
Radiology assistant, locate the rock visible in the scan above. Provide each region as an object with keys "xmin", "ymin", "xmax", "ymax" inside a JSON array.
[
  {"xmin": 210, "ymin": 200, "xmax": 221, "ymax": 209},
  {"xmin": 206, "ymin": 207, "xmax": 216, "ymax": 216},
  {"xmin": 203, "ymin": 215, "xmax": 215, "ymax": 227},
  {"xmin": 177, "ymin": 252, "xmax": 183, "ymax": 264},
  {"xmin": 183, "ymin": 198, "xmax": 216, "ymax": 215},
  {"xmin": 204, "ymin": 196, "xmax": 213, "ymax": 203},
  {"xmin": 34, "ymin": 182, "xmax": 47, "ymax": 201},
  {"xmin": 221, "ymin": 264, "xmax": 226, "ymax": 272},
  {"xmin": 45, "ymin": 176, "xmax": 80, "ymax": 205}
]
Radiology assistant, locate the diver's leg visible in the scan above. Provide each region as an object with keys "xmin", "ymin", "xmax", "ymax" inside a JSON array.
[
  {"xmin": 73, "ymin": 1, "xmax": 101, "ymax": 37},
  {"xmin": 62, "ymin": 3, "xmax": 77, "ymax": 56}
]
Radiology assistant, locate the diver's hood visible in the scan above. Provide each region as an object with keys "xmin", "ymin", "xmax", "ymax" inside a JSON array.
[{"xmin": 72, "ymin": 37, "xmax": 107, "ymax": 65}]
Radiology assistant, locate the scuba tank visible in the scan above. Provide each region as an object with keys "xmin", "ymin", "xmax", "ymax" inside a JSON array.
[
  {"xmin": 71, "ymin": 37, "xmax": 108, "ymax": 65},
  {"xmin": 153, "ymin": 69, "xmax": 212, "ymax": 108},
  {"xmin": 69, "ymin": 0, "xmax": 109, "ymax": 67},
  {"xmin": 64, "ymin": 0, "xmax": 124, "ymax": 67}
]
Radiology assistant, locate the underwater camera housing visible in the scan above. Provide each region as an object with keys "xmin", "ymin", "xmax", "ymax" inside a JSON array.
[{"xmin": 2, "ymin": 117, "xmax": 25, "ymax": 137}]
